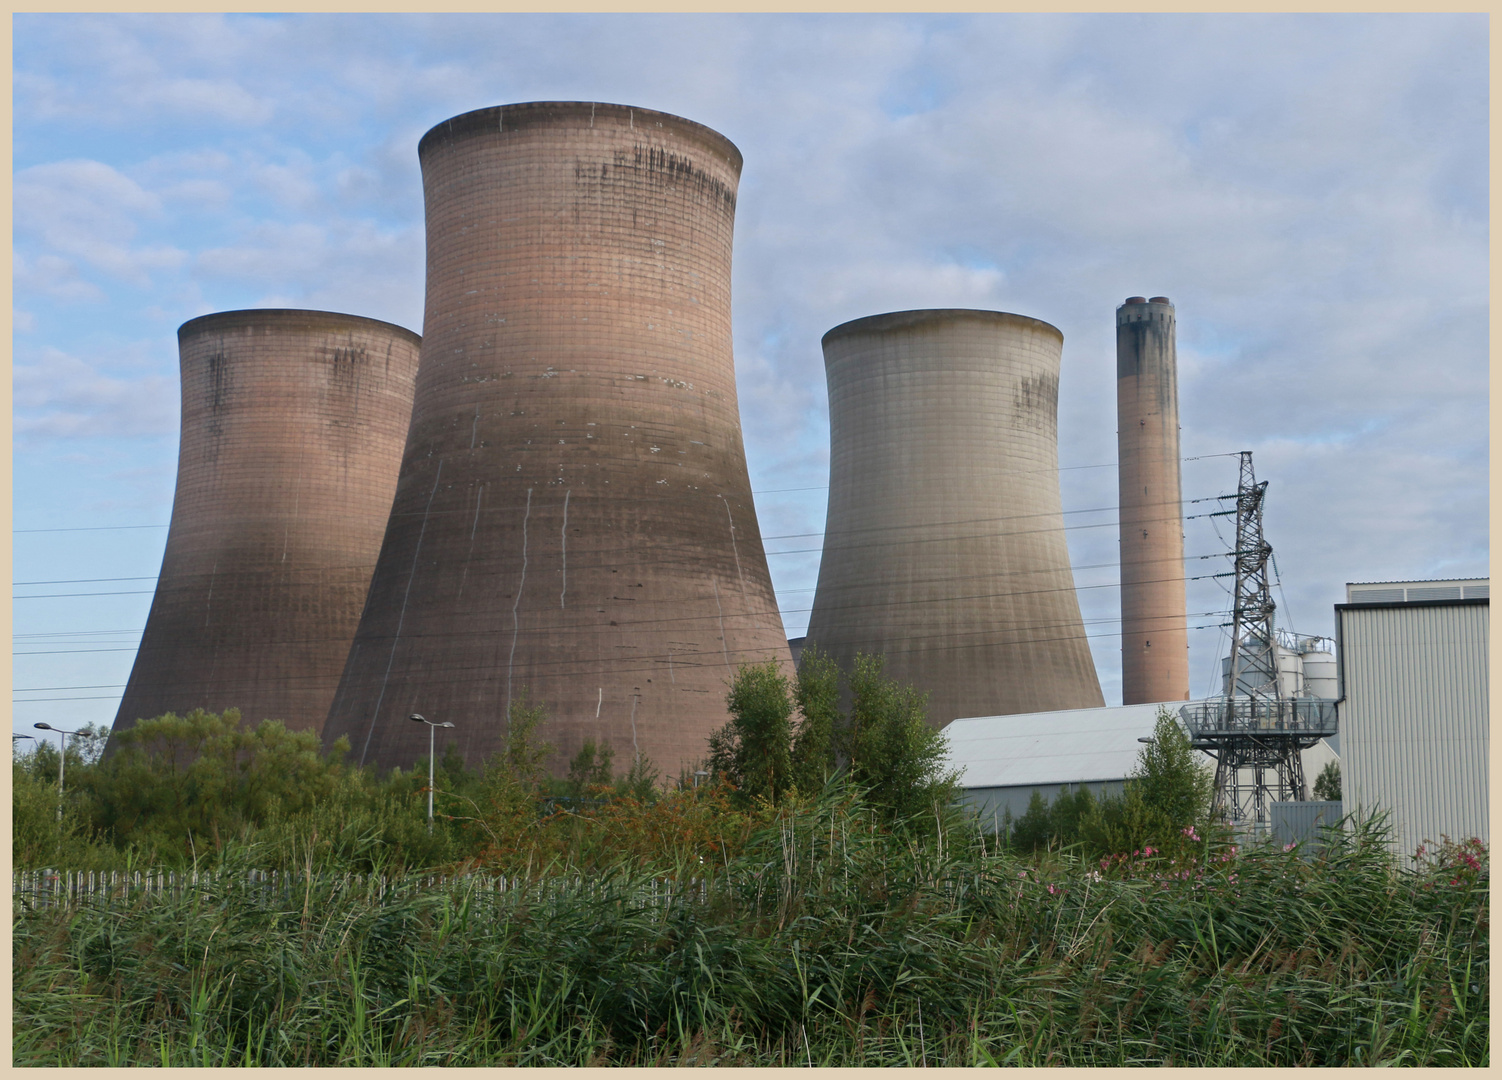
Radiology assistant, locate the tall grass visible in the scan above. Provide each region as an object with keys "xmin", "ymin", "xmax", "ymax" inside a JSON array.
[{"xmin": 12, "ymin": 787, "xmax": 1487, "ymax": 1066}]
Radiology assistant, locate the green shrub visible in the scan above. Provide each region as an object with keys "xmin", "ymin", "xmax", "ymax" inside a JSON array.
[
  {"xmin": 1313, "ymin": 760, "xmax": 1341, "ymax": 802},
  {"xmin": 708, "ymin": 661, "xmax": 796, "ymax": 805}
]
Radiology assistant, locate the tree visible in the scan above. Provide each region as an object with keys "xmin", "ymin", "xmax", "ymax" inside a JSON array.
[
  {"xmin": 85, "ymin": 709, "xmax": 350, "ymax": 853},
  {"xmin": 1005, "ymin": 785, "xmax": 1096, "ymax": 852},
  {"xmin": 1080, "ymin": 708, "xmax": 1214, "ymax": 857},
  {"xmin": 1313, "ymin": 760, "xmax": 1341, "ymax": 802},
  {"xmin": 1010, "ymin": 790, "xmax": 1054, "ymax": 852},
  {"xmin": 708, "ymin": 661, "xmax": 795, "ymax": 805},
  {"xmin": 567, "ymin": 738, "xmax": 615, "ymax": 797},
  {"xmin": 496, "ymin": 690, "xmax": 553, "ymax": 788},
  {"xmin": 1130, "ymin": 707, "xmax": 1214, "ymax": 829},
  {"xmin": 843, "ymin": 652, "xmax": 958, "ymax": 821},
  {"xmin": 790, "ymin": 645, "xmax": 840, "ymax": 792}
]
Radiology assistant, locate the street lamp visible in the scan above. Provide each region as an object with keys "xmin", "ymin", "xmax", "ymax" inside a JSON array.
[
  {"xmin": 34, "ymin": 722, "xmax": 80, "ymax": 822},
  {"xmin": 409, "ymin": 713, "xmax": 455, "ymax": 832}
]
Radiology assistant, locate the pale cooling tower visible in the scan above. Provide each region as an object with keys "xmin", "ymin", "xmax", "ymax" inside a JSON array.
[
  {"xmin": 1116, "ymin": 296, "xmax": 1189, "ymax": 704},
  {"xmin": 322, "ymin": 102, "xmax": 791, "ymax": 775},
  {"xmin": 111, "ymin": 310, "xmax": 422, "ymax": 739},
  {"xmin": 804, "ymin": 309, "xmax": 1104, "ymax": 727}
]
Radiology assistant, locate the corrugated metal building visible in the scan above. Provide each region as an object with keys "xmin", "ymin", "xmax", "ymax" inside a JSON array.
[
  {"xmin": 1336, "ymin": 579, "xmax": 1489, "ymax": 861},
  {"xmin": 944, "ymin": 701, "xmax": 1339, "ymax": 832}
]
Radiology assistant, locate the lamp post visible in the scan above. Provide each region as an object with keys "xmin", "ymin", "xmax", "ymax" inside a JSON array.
[
  {"xmin": 409, "ymin": 713, "xmax": 455, "ymax": 832},
  {"xmin": 34, "ymin": 722, "xmax": 80, "ymax": 822}
]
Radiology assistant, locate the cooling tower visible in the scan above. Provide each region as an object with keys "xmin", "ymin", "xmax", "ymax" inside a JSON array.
[
  {"xmin": 322, "ymin": 102, "xmax": 791, "ymax": 776},
  {"xmin": 111, "ymin": 310, "xmax": 422, "ymax": 740},
  {"xmin": 1117, "ymin": 295, "xmax": 1190, "ymax": 704},
  {"xmin": 804, "ymin": 309, "xmax": 1105, "ymax": 727}
]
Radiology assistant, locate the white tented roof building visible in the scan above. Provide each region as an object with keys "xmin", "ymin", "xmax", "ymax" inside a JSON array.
[
  {"xmin": 942, "ymin": 701, "xmax": 1187, "ymax": 828},
  {"xmin": 943, "ymin": 700, "xmax": 1338, "ymax": 830}
]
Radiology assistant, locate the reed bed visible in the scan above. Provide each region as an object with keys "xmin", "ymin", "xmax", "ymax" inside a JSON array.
[{"xmin": 12, "ymin": 794, "xmax": 1488, "ymax": 1067}]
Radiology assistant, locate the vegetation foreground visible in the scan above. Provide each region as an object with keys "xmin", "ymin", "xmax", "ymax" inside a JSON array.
[
  {"xmin": 13, "ymin": 794, "xmax": 1489, "ymax": 1066},
  {"xmin": 12, "ymin": 655, "xmax": 1489, "ymax": 1066}
]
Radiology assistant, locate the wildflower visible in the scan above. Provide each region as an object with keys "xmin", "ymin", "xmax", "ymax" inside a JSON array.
[{"xmin": 1283, "ymin": 841, "xmax": 1297, "ymax": 852}]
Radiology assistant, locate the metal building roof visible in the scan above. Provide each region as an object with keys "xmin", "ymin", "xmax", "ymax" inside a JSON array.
[{"xmin": 941, "ymin": 701, "xmax": 1195, "ymax": 791}]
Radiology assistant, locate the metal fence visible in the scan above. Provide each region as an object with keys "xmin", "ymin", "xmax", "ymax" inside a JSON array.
[{"xmin": 12, "ymin": 867, "xmax": 711, "ymax": 913}]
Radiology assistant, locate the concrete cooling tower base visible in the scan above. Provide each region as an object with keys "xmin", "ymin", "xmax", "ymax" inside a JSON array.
[
  {"xmin": 805, "ymin": 309, "xmax": 1104, "ymax": 729},
  {"xmin": 111, "ymin": 310, "xmax": 421, "ymax": 741},
  {"xmin": 321, "ymin": 103, "xmax": 790, "ymax": 778}
]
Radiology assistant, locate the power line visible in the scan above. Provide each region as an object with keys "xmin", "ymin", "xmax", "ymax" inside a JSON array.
[
  {"xmin": 12, "ymin": 451, "xmax": 1245, "ymax": 535},
  {"xmin": 13, "ymin": 576, "xmax": 159, "ymax": 587},
  {"xmin": 11, "ymin": 492, "xmax": 1236, "ymax": 598},
  {"xmin": 13, "ymin": 543, "xmax": 1240, "ymax": 649},
  {"xmin": 13, "ymin": 614, "xmax": 1236, "ymax": 704},
  {"xmin": 10, "ymin": 559, "xmax": 1234, "ymax": 656}
]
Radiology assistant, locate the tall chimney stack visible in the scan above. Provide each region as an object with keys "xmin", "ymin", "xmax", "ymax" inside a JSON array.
[{"xmin": 1117, "ymin": 296, "xmax": 1190, "ymax": 704}]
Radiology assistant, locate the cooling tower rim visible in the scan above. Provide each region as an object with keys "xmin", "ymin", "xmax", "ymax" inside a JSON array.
[
  {"xmin": 821, "ymin": 308, "xmax": 1062, "ymax": 347},
  {"xmin": 418, "ymin": 101, "xmax": 743, "ymax": 175},
  {"xmin": 178, "ymin": 308, "xmax": 422, "ymax": 345}
]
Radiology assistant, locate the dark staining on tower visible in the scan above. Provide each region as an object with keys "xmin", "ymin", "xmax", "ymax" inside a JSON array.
[
  {"xmin": 205, "ymin": 345, "xmax": 231, "ymax": 447},
  {"xmin": 328, "ymin": 344, "xmax": 367, "ymax": 389},
  {"xmin": 1013, "ymin": 371, "xmax": 1060, "ymax": 431},
  {"xmin": 620, "ymin": 146, "xmax": 737, "ymax": 214}
]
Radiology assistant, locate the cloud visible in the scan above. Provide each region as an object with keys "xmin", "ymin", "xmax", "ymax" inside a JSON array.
[
  {"xmin": 13, "ymin": 347, "xmax": 178, "ymax": 442},
  {"xmin": 193, "ymin": 218, "xmax": 425, "ymax": 328},
  {"xmin": 14, "ymin": 159, "xmax": 187, "ymax": 290},
  {"xmin": 10, "ymin": 13, "xmax": 1486, "ymax": 696},
  {"xmin": 13, "ymin": 14, "xmax": 276, "ymax": 127}
]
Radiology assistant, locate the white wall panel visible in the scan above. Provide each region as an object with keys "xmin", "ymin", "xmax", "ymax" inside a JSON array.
[{"xmin": 1337, "ymin": 600, "xmax": 1488, "ymax": 861}]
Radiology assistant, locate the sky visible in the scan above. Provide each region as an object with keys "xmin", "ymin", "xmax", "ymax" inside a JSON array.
[{"xmin": 11, "ymin": 12, "xmax": 1490, "ymax": 742}]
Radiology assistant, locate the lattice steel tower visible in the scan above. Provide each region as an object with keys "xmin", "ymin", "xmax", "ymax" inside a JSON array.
[{"xmin": 1179, "ymin": 451, "xmax": 1335, "ymax": 828}]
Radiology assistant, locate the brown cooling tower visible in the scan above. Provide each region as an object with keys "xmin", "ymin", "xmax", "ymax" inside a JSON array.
[
  {"xmin": 1117, "ymin": 296, "xmax": 1190, "ymax": 704},
  {"xmin": 803, "ymin": 309, "xmax": 1105, "ymax": 727},
  {"xmin": 111, "ymin": 310, "xmax": 422, "ymax": 739},
  {"xmin": 322, "ymin": 102, "xmax": 791, "ymax": 776}
]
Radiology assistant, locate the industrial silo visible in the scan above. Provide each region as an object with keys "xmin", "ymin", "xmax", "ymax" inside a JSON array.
[
  {"xmin": 111, "ymin": 310, "xmax": 422, "ymax": 739},
  {"xmin": 803, "ymin": 309, "xmax": 1105, "ymax": 727},
  {"xmin": 1116, "ymin": 295, "xmax": 1190, "ymax": 704},
  {"xmin": 322, "ymin": 102, "xmax": 791, "ymax": 776}
]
